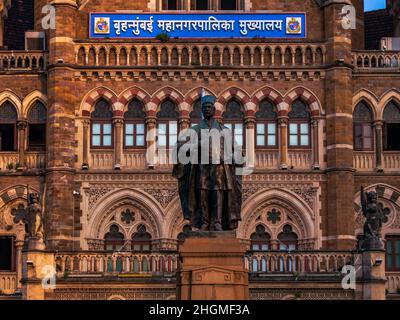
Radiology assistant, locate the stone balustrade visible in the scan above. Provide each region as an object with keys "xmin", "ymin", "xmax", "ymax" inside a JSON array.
[
  {"xmin": 353, "ymin": 51, "xmax": 400, "ymax": 71},
  {"xmin": 0, "ymin": 51, "xmax": 47, "ymax": 71},
  {"xmin": 255, "ymin": 150, "xmax": 279, "ymax": 169},
  {"xmin": 288, "ymin": 150, "xmax": 312, "ymax": 170},
  {"xmin": 247, "ymin": 251, "xmax": 355, "ymax": 273},
  {"xmin": 386, "ymin": 272, "xmax": 400, "ymax": 294},
  {"xmin": 55, "ymin": 252, "xmax": 178, "ymax": 275},
  {"xmin": 0, "ymin": 272, "xmax": 17, "ymax": 295},
  {"xmin": 383, "ymin": 153, "xmax": 400, "ymax": 171},
  {"xmin": 25, "ymin": 152, "xmax": 46, "ymax": 170},
  {"xmin": 353, "ymin": 152, "xmax": 375, "ymax": 171},
  {"xmin": 75, "ymin": 42, "xmax": 326, "ymax": 69},
  {"xmin": 0, "ymin": 153, "xmax": 19, "ymax": 171}
]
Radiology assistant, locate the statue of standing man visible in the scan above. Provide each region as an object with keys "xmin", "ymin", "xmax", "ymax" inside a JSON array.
[{"xmin": 173, "ymin": 95, "xmax": 242, "ymax": 232}]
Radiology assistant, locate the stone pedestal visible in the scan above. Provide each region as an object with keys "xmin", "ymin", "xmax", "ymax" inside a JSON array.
[
  {"xmin": 356, "ymin": 250, "xmax": 386, "ymax": 300},
  {"xmin": 21, "ymin": 250, "xmax": 55, "ymax": 300},
  {"xmin": 178, "ymin": 231, "xmax": 249, "ymax": 300}
]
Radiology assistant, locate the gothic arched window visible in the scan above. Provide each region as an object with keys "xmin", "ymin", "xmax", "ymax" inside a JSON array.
[
  {"xmin": 0, "ymin": 102, "xmax": 17, "ymax": 151},
  {"xmin": 91, "ymin": 99, "xmax": 113, "ymax": 148},
  {"xmin": 250, "ymin": 225, "xmax": 271, "ymax": 251},
  {"xmin": 124, "ymin": 99, "xmax": 146, "ymax": 148},
  {"xmin": 132, "ymin": 225, "xmax": 152, "ymax": 252},
  {"xmin": 157, "ymin": 99, "xmax": 179, "ymax": 149},
  {"xmin": 28, "ymin": 101, "xmax": 47, "ymax": 150},
  {"xmin": 383, "ymin": 101, "xmax": 400, "ymax": 151},
  {"xmin": 223, "ymin": 99, "xmax": 245, "ymax": 147},
  {"xmin": 256, "ymin": 100, "xmax": 278, "ymax": 148},
  {"xmin": 353, "ymin": 101, "xmax": 373, "ymax": 151},
  {"xmin": 386, "ymin": 235, "xmax": 400, "ymax": 271},
  {"xmin": 288, "ymin": 99, "xmax": 311, "ymax": 148},
  {"xmin": 278, "ymin": 225, "xmax": 298, "ymax": 251},
  {"xmin": 104, "ymin": 225, "xmax": 125, "ymax": 251}
]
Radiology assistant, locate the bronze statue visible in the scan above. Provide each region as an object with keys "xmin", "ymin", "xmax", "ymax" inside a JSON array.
[
  {"xmin": 173, "ymin": 95, "xmax": 242, "ymax": 231},
  {"xmin": 360, "ymin": 186, "xmax": 387, "ymax": 250},
  {"xmin": 26, "ymin": 192, "xmax": 45, "ymax": 241}
]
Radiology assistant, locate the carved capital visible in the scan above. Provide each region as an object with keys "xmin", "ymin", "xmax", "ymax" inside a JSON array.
[{"xmin": 17, "ymin": 120, "xmax": 28, "ymax": 130}]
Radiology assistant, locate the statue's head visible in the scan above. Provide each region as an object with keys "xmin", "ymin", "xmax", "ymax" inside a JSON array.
[
  {"xmin": 201, "ymin": 95, "xmax": 216, "ymax": 120},
  {"xmin": 28, "ymin": 193, "xmax": 39, "ymax": 205},
  {"xmin": 366, "ymin": 191, "xmax": 378, "ymax": 204}
]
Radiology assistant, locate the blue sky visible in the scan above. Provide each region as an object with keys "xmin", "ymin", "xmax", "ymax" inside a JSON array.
[{"xmin": 364, "ymin": 0, "xmax": 386, "ymax": 11}]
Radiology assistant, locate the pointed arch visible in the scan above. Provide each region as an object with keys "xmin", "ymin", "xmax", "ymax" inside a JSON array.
[
  {"xmin": 0, "ymin": 185, "xmax": 40, "ymax": 209},
  {"xmin": 80, "ymin": 87, "xmax": 119, "ymax": 117},
  {"xmin": 284, "ymin": 87, "xmax": 323, "ymax": 116},
  {"xmin": 216, "ymin": 87, "xmax": 251, "ymax": 113},
  {"xmin": 251, "ymin": 86, "xmax": 286, "ymax": 111},
  {"xmin": 150, "ymin": 86, "xmax": 186, "ymax": 113},
  {"xmin": 352, "ymin": 89, "xmax": 379, "ymax": 120},
  {"xmin": 22, "ymin": 90, "xmax": 48, "ymax": 118},
  {"xmin": 119, "ymin": 87, "xmax": 151, "ymax": 113},
  {"xmin": 378, "ymin": 89, "xmax": 400, "ymax": 120},
  {"xmin": 184, "ymin": 87, "xmax": 217, "ymax": 107},
  {"xmin": 239, "ymin": 188, "xmax": 315, "ymax": 243},
  {"xmin": 86, "ymin": 188, "xmax": 164, "ymax": 241},
  {"xmin": 0, "ymin": 90, "xmax": 22, "ymax": 118}
]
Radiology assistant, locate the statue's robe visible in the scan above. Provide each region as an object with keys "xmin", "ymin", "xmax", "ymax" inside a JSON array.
[{"xmin": 172, "ymin": 119, "xmax": 242, "ymax": 229}]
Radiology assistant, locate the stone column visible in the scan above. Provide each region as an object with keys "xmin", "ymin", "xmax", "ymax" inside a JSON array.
[
  {"xmin": 46, "ymin": 0, "xmax": 78, "ymax": 250},
  {"xmin": 81, "ymin": 119, "xmax": 90, "ymax": 170},
  {"xmin": 278, "ymin": 117, "xmax": 288, "ymax": 169},
  {"xmin": 15, "ymin": 238, "xmax": 24, "ymax": 289},
  {"xmin": 244, "ymin": 116, "xmax": 255, "ymax": 170},
  {"xmin": 179, "ymin": 116, "xmax": 190, "ymax": 131},
  {"xmin": 311, "ymin": 118, "xmax": 320, "ymax": 170},
  {"xmin": 146, "ymin": 116, "xmax": 157, "ymax": 168},
  {"xmin": 373, "ymin": 120, "xmax": 383, "ymax": 172},
  {"xmin": 17, "ymin": 120, "xmax": 28, "ymax": 169},
  {"xmin": 322, "ymin": 1, "xmax": 355, "ymax": 250},
  {"xmin": 113, "ymin": 117, "xmax": 123, "ymax": 170}
]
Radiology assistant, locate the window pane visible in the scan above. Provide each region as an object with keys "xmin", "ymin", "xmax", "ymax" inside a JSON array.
[
  {"xmin": 103, "ymin": 135, "xmax": 112, "ymax": 146},
  {"xmin": 225, "ymin": 123, "xmax": 232, "ymax": 130},
  {"xmin": 363, "ymin": 125, "xmax": 371, "ymax": 137},
  {"xmin": 289, "ymin": 135, "xmax": 298, "ymax": 146},
  {"xmin": 396, "ymin": 240, "xmax": 400, "ymax": 253},
  {"xmin": 257, "ymin": 124, "xmax": 265, "ymax": 134},
  {"xmin": 125, "ymin": 124, "xmax": 134, "ymax": 135},
  {"xmin": 133, "ymin": 244, "xmax": 141, "ymax": 251},
  {"xmin": 103, "ymin": 124, "xmax": 112, "ymax": 135},
  {"xmin": 136, "ymin": 124, "xmax": 145, "ymax": 134},
  {"xmin": 158, "ymin": 124, "xmax": 167, "ymax": 134},
  {"xmin": 92, "ymin": 123, "xmax": 101, "ymax": 134},
  {"xmin": 142, "ymin": 244, "xmax": 150, "ymax": 251},
  {"xmin": 235, "ymin": 135, "xmax": 243, "ymax": 146},
  {"xmin": 252, "ymin": 244, "xmax": 260, "ymax": 251},
  {"xmin": 300, "ymin": 135, "xmax": 309, "ymax": 146},
  {"xmin": 106, "ymin": 244, "xmax": 113, "ymax": 251},
  {"xmin": 268, "ymin": 135, "xmax": 276, "ymax": 146},
  {"xmin": 169, "ymin": 134, "xmax": 177, "ymax": 146},
  {"xmin": 261, "ymin": 244, "xmax": 269, "ymax": 251},
  {"xmin": 300, "ymin": 123, "xmax": 309, "ymax": 134},
  {"xmin": 92, "ymin": 135, "xmax": 101, "ymax": 146},
  {"xmin": 364, "ymin": 137, "xmax": 372, "ymax": 149},
  {"xmin": 158, "ymin": 135, "xmax": 167, "ymax": 146},
  {"xmin": 268, "ymin": 123, "xmax": 276, "ymax": 134},
  {"xmin": 387, "ymin": 241, "xmax": 392, "ymax": 253},
  {"xmin": 125, "ymin": 135, "xmax": 134, "ymax": 146},
  {"xmin": 289, "ymin": 123, "xmax": 298, "ymax": 134},
  {"xmin": 235, "ymin": 124, "xmax": 243, "ymax": 134},
  {"xmin": 169, "ymin": 122, "xmax": 178, "ymax": 134},
  {"xmin": 387, "ymin": 254, "xmax": 392, "ymax": 267},
  {"xmin": 257, "ymin": 135, "xmax": 265, "ymax": 146},
  {"xmin": 136, "ymin": 135, "xmax": 145, "ymax": 146}
]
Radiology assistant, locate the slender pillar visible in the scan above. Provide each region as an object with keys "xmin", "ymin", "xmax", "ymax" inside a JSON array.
[
  {"xmin": 374, "ymin": 120, "xmax": 383, "ymax": 171},
  {"xmin": 81, "ymin": 119, "xmax": 90, "ymax": 170},
  {"xmin": 311, "ymin": 118, "xmax": 320, "ymax": 170},
  {"xmin": 244, "ymin": 116, "xmax": 255, "ymax": 170},
  {"xmin": 278, "ymin": 117, "xmax": 288, "ymax": 169},
  {"xmin": 15, "ymin": 239, "xmax": 24, "ymax": 289},
  {"xmin": 17, "ymin": 120, "xmax": 28, "ymax": 169},
  {"xmin": 113, "ymin": 117, "xmax": 123, "ymax": 170},
  {"xmin": 146, "ymin": 116, "xmax": 157, "ymax": 168}
]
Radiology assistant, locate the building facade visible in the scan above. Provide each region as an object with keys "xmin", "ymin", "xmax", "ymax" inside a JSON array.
[{"xmin": 0, "ymin": 0, "xmax": 399, "ymax": 300}]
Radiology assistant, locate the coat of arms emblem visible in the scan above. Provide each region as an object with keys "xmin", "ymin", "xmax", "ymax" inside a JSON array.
[
  {"xmin": 286, "ymin": 17, "xmax": 302, "ymax": 34},
  {"xmin": 94, "ymin": 17, "xmax": 110, "ymax": 34}
]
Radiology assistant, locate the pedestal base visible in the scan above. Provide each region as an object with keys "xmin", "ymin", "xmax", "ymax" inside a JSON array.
[{"xmin": 178, "ymin": 231, "xmax": 249, "ymax": 300}]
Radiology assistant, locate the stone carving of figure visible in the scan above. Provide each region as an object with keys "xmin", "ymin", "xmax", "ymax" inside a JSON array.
[
  {"xmin": 360, "ymin": 186, "xmax": 387, "ymax": 250},
  {"xmin": 26, "ymin": 192, "xmax": 45, "ymax": 241},
  {"xmin": 172, "ymin": 95, "xmax": 242, "ymax": 231}
]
